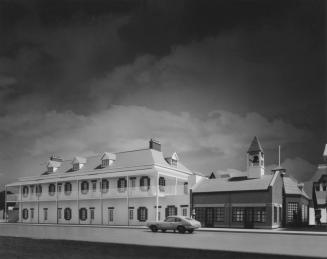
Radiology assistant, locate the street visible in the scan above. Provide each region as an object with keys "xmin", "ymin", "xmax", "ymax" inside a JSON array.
[{"xmin": 0, "ymin": 224, "xmax": 326, "ymax": 258}]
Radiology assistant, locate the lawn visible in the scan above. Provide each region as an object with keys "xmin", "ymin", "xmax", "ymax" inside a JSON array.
[{"xmin": 0, "ymin": 236, "xmax": 311, "ymax": 259}]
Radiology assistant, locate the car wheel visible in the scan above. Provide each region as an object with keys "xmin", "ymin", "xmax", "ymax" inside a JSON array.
[
  {"xmin": 150, "ymin": 225, "xmax": 158, "ymax": 232},
  {"xmin": 161, "ymin": 229, "xmax": 166, "ymax": 233},
  {"xmin": 177, "ymin": 226, "xmax": 186, "ymax": 234},
  {"xmin": 187, "ymin": 229, "xmax": 194, "ymax": 234}
]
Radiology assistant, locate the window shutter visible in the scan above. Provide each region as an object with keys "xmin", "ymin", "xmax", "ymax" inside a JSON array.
[
  {"xmin": 145, "ymin": 207, "xmax": 148, "ymax": 221},
  {"xmin": 165, "ymin": 207, "xmax": 168, "ymax": 218},
  {"xmin": 174, "ymin": 206, "xmax": 177, "ymax": 216},
  {"xmin": 137, "ymin": 207, "xmax": 141, "ymax": 221}
]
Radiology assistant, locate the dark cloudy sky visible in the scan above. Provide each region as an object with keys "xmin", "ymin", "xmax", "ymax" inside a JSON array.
[{"xmin": 0, "ymin": 0, "xmax": 325, "ymax": 188}]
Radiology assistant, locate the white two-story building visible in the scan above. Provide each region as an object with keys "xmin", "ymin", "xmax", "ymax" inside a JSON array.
[{"xmin": 5, "ymin": 139, "xmax": 200, "ymax": 225}]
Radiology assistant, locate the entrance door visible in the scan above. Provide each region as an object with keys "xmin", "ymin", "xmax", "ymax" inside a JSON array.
[
  {"xmin": 244, "ymin": 208, "xmax": 254, "ymax": 228},
  {"xmin": 205, "ymin": 208, "xmax": 214, "ymax": 227}
]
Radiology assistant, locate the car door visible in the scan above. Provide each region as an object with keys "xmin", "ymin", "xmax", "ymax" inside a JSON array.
[{"xmin": 164, "ymin": 217, "xmax": 175, "ymax": 230}]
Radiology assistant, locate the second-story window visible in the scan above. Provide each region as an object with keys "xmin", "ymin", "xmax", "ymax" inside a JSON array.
[
  {"xmin": 22, "ymin": 186, "xmax": 29, "ymax": 197},
  {"xmin": 36, "ymin": 184, "xmax": 42, "ymax": 197},
  {"xmin": 101, "ymin": 179, "xmax": 109, "ymax": 193},
  {"xmin": 159, "ymin": 177, "xmax": 165, "ymax": 192},
  {"xmin": 57, "ymin": 183, "xmax": 62, "ymax": 193},
  {"xmin": 140, "ymin": 176, "xmax": 150, "ymax": 192},
  {"xmin": 92, "ymin": 180, "xmax": 97, "ymax": 192},
  {"xmin": 81, "ymin": 181, "xmax": 89, "ymax": 194},
  {"xmin": 64, "ymin": 182, "xmax": 72, "ymax": 195},
  {"xmin": 130, "ymin": 177, "xmax": 136, "ymax": 188},
  {"xmin": 48, "ymin": 184, "xmax": 56, "ymax": 196},
  {"xmin": 184, "ymin": 182, "xmax": 188, "ymax": 194},
  {"xmin": 30, "ymin": 185, "xmax": 34, "ymax": 195},
  {"xmin": 117, "ymin": 178, "xmax": 127, "ymax": 192}
]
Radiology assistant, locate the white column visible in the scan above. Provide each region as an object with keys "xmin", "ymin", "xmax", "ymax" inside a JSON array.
[
  {"xmin": 100, "ymin": 178, "xmax": 103, "ymax": 225},
  {"xmin": 56, "ymin": 181, "xmax": 58, "ymax": 224},
  {"xmin": 37, "ymin": 186, "xmax": 39, "ymax": 224},
  {"xmin": 174, "ymin": 177, "xmax": 178, "ymax": 195},
  {"xmin": 156, "ymin": 172, "xmax": 159, "ymax": 222},
  {"xmin": 127, "ymin": 176, "xmax": 129, "ymax": 226},
  {"xmin": 20, "ymin": 185, "xmax": 23, "ymax": 223},
  {"xmin": 77, "ymin": 179, "xmax": 79, "ymax": 224},
  {"xmin": 4, "ymin": 185, "xmax": 7, "ymax": 222}
]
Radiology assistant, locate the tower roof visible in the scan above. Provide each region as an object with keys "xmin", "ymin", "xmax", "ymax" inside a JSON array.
[{"xmin": 247, "ymin": 136, "xmax": 264, "ymax": 154}]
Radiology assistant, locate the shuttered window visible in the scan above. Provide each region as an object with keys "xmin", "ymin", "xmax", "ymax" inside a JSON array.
[
  {"xmin": 101, "ymin": 179, "xmax": 109, "ymax": 193},
  {"xmin": 64, "ymin": 208, "xmax": 72, "ymax": 220},
  {"xmin": 137, "ymin": 207, "xmax": 148, "ymax": 222},
  {"xmin": 117, "ymin": 178, "xmax": 127, "ymax": 192},
  {"xmin": 22, "ymin": 208, "xmax": 29, "ymax": 220},
  {"xmin": 64, "ymin": 182, "xmax": 72, "ymax": 195},
  {"xmin": 79, "ymin": 208, "xmax": 87, "ymax": 221},
  {"xmin": 48, "ymin": 184, "xmax": 56, "ymax": 196},
  {"xmin": 165, "ymin": 206, "xmax": 177, "ymax": 218},
  {"xmin": 36, "ymin": 184, "xmax": 42, "ymax": 196},
  {"xmin": 22, "ymin": 186, "xmax": 29, "ymax": 197},
  {"xmin": 81, "ymin": 181, "xmax": 89, "ymax": 194},
  {"xmin": 140, "ymin": 176, "xmax": 150, "ymax": 192},
  {"xmin": 159, "ymin": 177, "xmax": 165, "ymax": 192}
]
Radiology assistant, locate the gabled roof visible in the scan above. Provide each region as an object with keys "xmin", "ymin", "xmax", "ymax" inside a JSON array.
[
  {"xmin": 72, "ymin": 156, "xmax": 87, "ymax": 164},
  {"xmin": 283, "ymin": 176, "xmax": 310, "ymax": 199},
  {"xmin": 192, "ymin": 174, "xmax": 275, "ymax": 193},
  {"xmin": 101, "ymin": 152, "xmax": 116, "ymax": 161},
  {"xmin": 247, "ymin": 136, "xmax": 264, "ymax": 154}
]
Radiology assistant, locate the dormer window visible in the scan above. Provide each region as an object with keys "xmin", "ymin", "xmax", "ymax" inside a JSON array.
[
  {"xmin": 101, "ymin": 152, "xmax": 116, "ymax": 168},
  {"xmin": 171, "ymin": 152, "xmax": 178, "ymax": 167},
  {"xmin": 47, "ymin": 156, "xmax": 62, "ymax": 173},
  {"xmin": 72, "ymin": 156, "xmax": 86, "ymax": 171}
]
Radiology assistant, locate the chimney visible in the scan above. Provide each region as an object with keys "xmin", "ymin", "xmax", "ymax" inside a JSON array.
[{"xmin": 149, "ymin": 139, "xmax": 161, "ymax": 152}]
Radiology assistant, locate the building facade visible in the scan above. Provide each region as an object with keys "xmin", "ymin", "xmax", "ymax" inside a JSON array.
[
  {"xmin": 5, "ymin": 139, "xmax": 199, "ymax": 225},
  {"xmin": 191, "ymin": 137, "xmax": 310, "ymax": 229}
]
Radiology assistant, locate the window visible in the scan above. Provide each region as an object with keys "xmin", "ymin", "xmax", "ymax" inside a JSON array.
[
  {"xmin": 81, "ymin": 181, "xmax": 89, "ymax": 194},
  {"xmin": 215, "ymin": 207, "xmax": 224, "ymax": 222},
  {"xmin": 117, "ymin": 178, "xmax": 127, "ymax": 192},
  {"xmin": 171, "ymin": 159, "xmax": 177, "ymax": 167},
  {"xmin": 92, "ymin": 181, "xmax": 97, "ymax": 192},
  {"xmin": 48, "ymin": 167, "xmax": 54, "ymax": 173},
  {"xmin": 58, "ymin": 208, "xmax": 62, "ymax": 219},
  {"xmin": 287, "ymin": 202, "xmax": 298, "ymax": 223},
  {"xmin": 323, "ymin": 184, "xmax": 327, "ymax": 191},
  {"xmin": 23, "ymin": 186, "xmax": 29, "ymax": 197},
  {"xmin": 64, "ymin": 182, "xmax": 72, "ymax": 195},
  {"xmin": 166, "ymin": 206, "xmax": 177, "ymax": 217},
  {"xmin": 182, "ymin": 208, "xmax": 187, "ymax": 217},
  {"xmin": 159, "ymin": 177, "xmax": 165, "ymax": 192},
  {"xmin": 184, "ymin": 182, "xmax": 188, "ymax": 194},
  {"xmin": 274, "ymin": 206, "xmax": 278, "ymax": 223},
  {"xmin": 30, "ymin": 185, "xmax": 34, "ymax": 195},
  {"xmin": 158, "ymin": 211, "xmax": 161, "ymax": 221},
  {"xmin": 36, "ymin": 184, "xmax": 42, "ymax": 196},
  {"xmin": 130, "ymin": 177, "xmax": 136, "ymax": 188},
  {"xmin": 30, "ymin": 208, "xmax": 34, "ymax": 219},
  {"xmin": 101, "ymin": 179, "xmax": 109, "ymax": 193},
  {"xmin": 44, "ymin": 208, "xmax": 48, "ymax": 221},
  {"xmin": 73, "ymin": 163, "xmax": 80, "ymax": 171},
  {"xmin": 90, "ymin": 208, "xmax": 95, "ymax": 220},
  {"xmin": 129, "ymin": 209, "xmax": 134, "ymax": 220},
  {"xmin": 140, "ymin": 176, "xmax": 150, "ymax": 192},
  {"xmin": 48, "ymin": 184, "xmax": 56, "ymax": 196},
  {"xmin": 255, "ymin": 208, "xmax": 266, "ymax": 223},
  {"xmin": 79, "ymin": 208, "xmax": 87, "ymax": 221},
  {"xmin": 22, "ymin": 209, "xmax": 29, "ymax": 220},
  {"xmin": 315, "ymin": 184, "xmax": 320, "ymax": 191},
  {"xmin": 57, "ymin": 183, "xmax": 62, "ymax": 193},
  {"xmin": 232, "ymin": 207, "xmax": 244, "ymax": 222},
  {"xmin": 108, "ymin": 208, "xmax": 114, "ymax": 222},
  {"xmin": 102, "ymin": 159, "xmax": 109, "ymax": 168},
  {"xmin": 64, "ymin": 208, "xmax": 72, "ymax": 220},
  {"xmin": 137, "ymin": 207, "xmax": 148, "ymax": 222}
]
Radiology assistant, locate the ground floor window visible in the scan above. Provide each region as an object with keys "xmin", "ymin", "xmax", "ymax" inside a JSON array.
[
  {"xmin": 108, "ymin": 208, "xmax": 114, "ymax": 222},
  {"xmin": 58, "ymin": 208, "xmax": 62, "ymax": 219},
  {"xmin": 287, "ymin": 202, "xmax": 298, "ymax": 223},
  {"xmin": 182, "ymin": 208, "xmax": 188, "ymax": 217},
  {"xmin": 255, "ymin": 208, "xmax": 266, "ymax": 223},
  {"xmin": 215, "ymin": 207, "xmax": 224, "ymax": 222},
  {"xmin": 79, "ymin": 208, "xmax": 87, "ymax": 221},
  {"xmin": 232, "ymin": 207, "xmax": 244, "ymax": 222},
  {"xmin": 30, "ymin": 208, "xmax": 34, "ymax": 219},
  {"xmin": 137, "ymin": 207, "xmax": 148, "ymax": 222},
  {"xmin": 90, "ymin": 208, "xmax": 95, "ymax": 220},
  {"xmin": 166, "ymin": 205, "xmax": 177, "ymax": 217},
  {"xmin": 22, "ymin": 208, "xmax": 28, "ymax": 220},
  {"xmin": 129, "ymin": 209, "xmax": 134, "ymax": 220},
  {"xmin": 274, "ymin": 206, "xmax": 278, "ymax": 223},
  {"xmin": 64, "ymin": 208, "xmax": 72, "ymax": 220},
  {"xmin": 43, "ymin": 208, "xmax": 48, "ymax": 221}
]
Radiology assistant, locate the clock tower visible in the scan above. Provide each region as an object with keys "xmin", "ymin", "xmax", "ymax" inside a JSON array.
[{"xmin": 247, "ymin": 136, "xmax": 265, "ymax": 178}]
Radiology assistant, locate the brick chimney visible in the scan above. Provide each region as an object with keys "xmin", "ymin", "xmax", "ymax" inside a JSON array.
[{"xmin": 149, "ymin": 139, "xmax": 161, "ymax": 152}]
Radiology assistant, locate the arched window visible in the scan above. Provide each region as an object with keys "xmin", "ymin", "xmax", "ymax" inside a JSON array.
[
  {"xmin": 64, "ymin": 182, "xmax": 72, "ymax": 195},
  {"xmin": 137, "ymin": 207, "xmax": 148, "ymax": 222},
  {"xmin": 79, "ymin": 208, "xmax": 87, "ymax": 221},
  {"xmin": 159, "ymin": 177, "xmax": 165, "ymax": 192},
  {"xmin": 48, "ymin": 184, "xmax": 56, "ymax": 196},
  {"xmin": 36, "ymin": 184, "xmax": 42, "ymax": 196},
  {"xmin": 64, "ymin": 208, "xmax": 72, "ymax": 220},
  {"xmin": 22, "ymin": 186, "xmax": 29, "ymax": 197},
  {"xmin": 117, "ymin": 178, "xmax": 127, "ymax": 192},
  {"xmin": 101, "ymin": 179, "xmax": 109, "ymax": 193},
  {"xmin": 165, "ymin": 205, "xmax": 177, "ymax": 217},
  {"xmin": 81, "ymin": 181, "xmax": 89, "ymax": 194},
  {"xmin": 140, "ymin": 176, "xmax": 150, "ymax": 192},
  {"xmin": 22, "ymin": 208, "xmax": 29, "ymax": 220}
]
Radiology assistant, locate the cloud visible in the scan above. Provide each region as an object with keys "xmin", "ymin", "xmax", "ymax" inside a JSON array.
[{"xmin": 0, "ymin": 104, "xmax": 313, "ymax": 183}]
